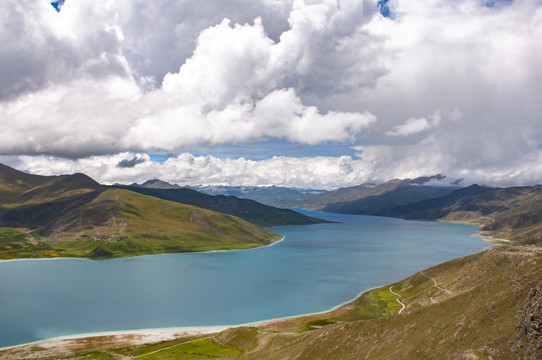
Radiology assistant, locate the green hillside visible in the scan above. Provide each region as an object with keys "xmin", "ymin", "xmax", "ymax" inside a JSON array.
[
  {"xmin": 0, "ymin": 163, "xmax": 53, "ymax": 204},
  {"xmin": 0, "ymin": 188, "xmax": 280, "ymax": 260},
  {"xmin": 112, "ymin": 184, "xmax": 326, "ymax": 227},
  {"xmin": 480, "ymin": 188, "xmax": 542, "ymax": 244},
  {"xmin": 16, "ymin": 173, "xmax": 102, "ymax": 204},
  {"xmin": 223, "ymin": 245, "xmax": 541, "ymax": 360},
  {"xmin": 0, "ymin": 164, "xmax": 282, "ymax": 260}
]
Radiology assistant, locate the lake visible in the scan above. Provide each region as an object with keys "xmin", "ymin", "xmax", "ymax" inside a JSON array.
[{"xmin": 0, "ymin": 211, "xmax": 489, "ymax": 348}]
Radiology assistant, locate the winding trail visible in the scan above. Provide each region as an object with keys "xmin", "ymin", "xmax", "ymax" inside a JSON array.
[
  {"xmin": 25, "ymin": 230, "xmax": 37, "ymax": 245},
  {"xmin": 420, "ymin": 270, "xmax": 452, "ymax": 295},
  {"xmin": 389, "ymin": 286, "xmax": 405, "ymax": 314}
]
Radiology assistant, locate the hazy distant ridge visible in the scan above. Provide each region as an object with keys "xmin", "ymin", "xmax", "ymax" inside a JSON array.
[{"xmin": 112, "ymin": 184, "xmax": 326, "ymax": 227}]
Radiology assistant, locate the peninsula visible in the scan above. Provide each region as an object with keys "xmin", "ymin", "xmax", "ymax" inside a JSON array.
[{"xmin": 0, "ymin": 163, "xmax": 322, "ymax": 260}]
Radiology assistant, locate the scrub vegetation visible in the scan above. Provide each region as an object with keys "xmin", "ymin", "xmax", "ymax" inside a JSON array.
[{"xmin": 137, "ymin": 338, "xmax": 242, "ymax": 359}]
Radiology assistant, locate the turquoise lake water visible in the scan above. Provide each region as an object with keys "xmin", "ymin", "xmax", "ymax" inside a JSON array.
[{"xmin": 0, "ymin": 211, "xmax": 489, "ymax": 348}]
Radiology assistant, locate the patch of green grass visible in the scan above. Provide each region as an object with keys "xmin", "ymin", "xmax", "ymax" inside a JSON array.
[
  {"xmin": 283, "ymin": 284, "xmax": 407, "ymax": 333},
  {"xmin": 333, "ymin": 285, "xmax": 403, "ymax": 322},
  {"xmin": 277, "ymin": 285, "xmax": 408, "ymax": 333},
  {"xmin": 0, "ymin": 227, "xmax": 27, "ymax": 243},
  {"xmin": 110, "ymin": 337, "xmax": 204, "ymax": 357},
  {"xmin": 0, "ymin": 227, "xmax": 63, "ymax": 259},
  {"xmin": 138, "ymin": 338, "xmax": 241, "ymax": 359}
]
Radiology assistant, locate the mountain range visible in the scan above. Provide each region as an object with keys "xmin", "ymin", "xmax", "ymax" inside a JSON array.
[
  {"xmin": 119, "ymin": 181, "xmax": 325, "ymax": 227},
  {"xmin": 195, "ymin": 184, "xmax": 327, "ymax": 207},
  {"xmin": 196, "ymin": 175, "xmax": 456, "ymax": 210},
  {"xmin": 195, "ymin": 176, "xmax": 542, "ymax": 246}
]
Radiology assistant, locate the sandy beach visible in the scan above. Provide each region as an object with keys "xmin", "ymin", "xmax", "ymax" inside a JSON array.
[{"xmin": 0, "ymin": 327, "xmax": 229, "ymax": 359}]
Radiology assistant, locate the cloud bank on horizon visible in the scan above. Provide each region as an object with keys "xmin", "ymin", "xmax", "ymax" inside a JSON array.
[{"xmin": 1, "ymin": 0, "xmax": 541, "ymax": 189}]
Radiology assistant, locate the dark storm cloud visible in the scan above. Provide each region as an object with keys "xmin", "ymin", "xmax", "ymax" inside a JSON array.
[
  {"xmin": 0, "ymin": 1, "xmax": 130, "ymax": 101},
  {"xmin": 117, "ymin": 156, "xmax": 146, "ymax": 168}
]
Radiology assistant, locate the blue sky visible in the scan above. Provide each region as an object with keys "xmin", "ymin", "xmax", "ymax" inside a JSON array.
[
  {"xmin": 50, "ymin": 0, "xmax": 64, "ymax": 11},
  {"xmin": 147, "ymin": 140, "xmax": 361, "ymax": 163},
  {"xmin": 0, "ymin": 0, "xmax": 540, "ymax": 189}
]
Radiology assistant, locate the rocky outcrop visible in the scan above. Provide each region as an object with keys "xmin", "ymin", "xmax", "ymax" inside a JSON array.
[{"xmin": 516, "ymin": 283, "xmax": 542, "ymax": 359}]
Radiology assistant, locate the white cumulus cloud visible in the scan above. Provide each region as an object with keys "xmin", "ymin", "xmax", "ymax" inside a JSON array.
[
  {"xmin": 0, "ymin": 0, "xmax": 379, "ymax": 158},
  {"xmin": 0, "ymin": 0, "xmax": 541, "ymax": 186}
]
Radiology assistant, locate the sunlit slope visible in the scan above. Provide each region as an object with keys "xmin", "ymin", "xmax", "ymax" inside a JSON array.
[
  {"xmin": 0, "ymin": 163, "xmax": 52, "ymax": 204},
  {"xmin": 112, "ymin": 184, "xmax": 326, "ymax": 227},
  {"xmin": 384, "ymin": 185, "xmax": 542, "ymax": 245},
  {"xmin": 0, "ymin": 187, "xmax": 281, "ymax": 259},
  {"xmin": 0, "ymin": 163, "xmax": 283, "ymax": 259},
  {"xmin": 219, "ymin": 246, "xmax": 542, "ymax": 360}
]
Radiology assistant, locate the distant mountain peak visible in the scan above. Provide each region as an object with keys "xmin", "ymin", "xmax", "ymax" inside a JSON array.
[
  {"xmin": 407, "ymin": 174, "xmax": 464, "ymax": 187},
  {"xmin": 137, "ymin": 179, "xmax": 182, "ymax": 189},
  {"xmin": 409, "ymin": 174, "xmax": 446, "ymax": 185},
  {"xmin": 16, "ymin": 172, "xmax": 103, "ymax": 203}
]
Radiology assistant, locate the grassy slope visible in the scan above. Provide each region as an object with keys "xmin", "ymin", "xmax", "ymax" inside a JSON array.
[
  {"xmin": 0, "ymin": 188, "xmax": 281, "ymax": 260},
  {"xmin": 220, "ymin": 246, "xmax": 542, "ymax": 359},
  {"xmin": 0, "ymin": 163, "xmax": 283, "ymax": 259},
  {"xmin": 15, "ymin": 173, "xmax": 103, "ymax": 205},
  {"xmin": 111, "ymin": 185, "xmax": 325, "ymax": 227},
  {"xmin": 0, "ymin": 163, "xmax": 52, "ymax": 204},
  {"xmin": 480, "ymin": 190, "xmax": 542, "ymax": 245}
]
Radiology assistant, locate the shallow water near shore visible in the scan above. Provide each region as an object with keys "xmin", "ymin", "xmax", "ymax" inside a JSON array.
[{"xmin": 0, "ymin": 211, "xmax": 488, "ymax": 348}]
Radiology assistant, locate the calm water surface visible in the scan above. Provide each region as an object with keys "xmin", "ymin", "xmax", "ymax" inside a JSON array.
[{"xmin": 0, "ymin": 211, "xmax": 488, "ymax": 348}]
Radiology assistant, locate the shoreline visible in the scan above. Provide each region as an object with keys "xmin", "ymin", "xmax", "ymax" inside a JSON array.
[
  {"xmin": 473, "ymin": 230, "xmax": 511, "ymax": 244},
  {"xmin": 0, "ymin": 235, "xmax": 286, "ymax": 263},
  {"xmin": 0, "ymin": 283, "xmax": 383, "ymax": 352},
  {"xmin": 0, "ymin": 326, "xmax": 229, "ymax": 352}
]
